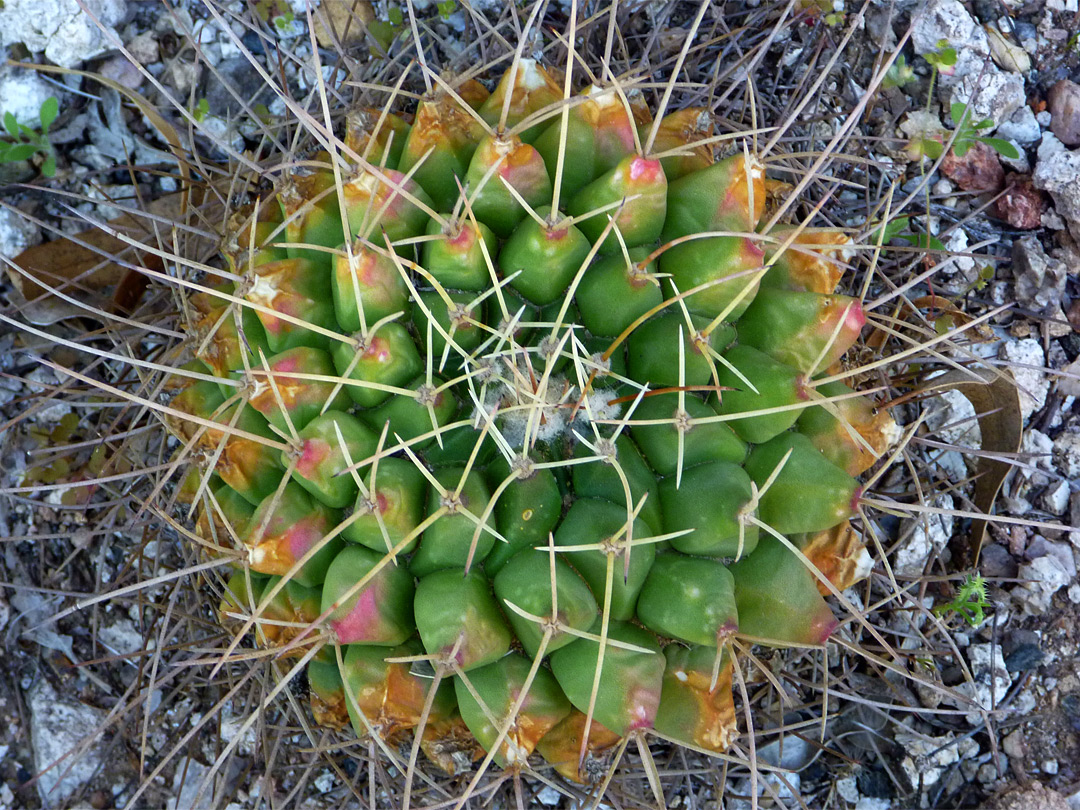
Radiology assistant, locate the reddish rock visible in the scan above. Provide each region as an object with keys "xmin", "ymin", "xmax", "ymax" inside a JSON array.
[
  {"xmin": 995, "ymin": 173, "xmax": 1046, "ymax": 229},
  {"xmin": 1048, "ymin": 79, "xmax": 1080, "ymax": 147},
  {"xmin": 941, "ymin": 140, "xmax": 1005, "ymax": 192}
]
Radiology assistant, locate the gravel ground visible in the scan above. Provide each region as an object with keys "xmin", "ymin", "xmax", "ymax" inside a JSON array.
[{"xmin": 1, "ymin": 0, "xmax": 1079, "ymax": 808}]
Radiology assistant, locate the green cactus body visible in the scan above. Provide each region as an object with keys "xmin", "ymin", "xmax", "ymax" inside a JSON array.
[
  {"xmin": 321, "ymin": 544, "xmax": 414, "ymax": 645},
  {"xmin": 659, "ymin": 461, "xmax": 758, "ymax": 558},
  {"xmin": 484, "ymin": 462, "xmax": 562, "ymax": 573},
  {"xmin": 244, "ymin": 483, "xmax": 343, "ymax": 585},
  {"xmin": 636, "ymin": 553, "xmax": 739, "ymax": 646},
  {"xmin": 492, "ymin": 550, "xmax": 598, "ymax": 657},
  {"xmin": 629, "ymin": 392, "xmax": 748, "ymax": 477},
  {"xmin": 535, "ymin": 708, "xmax": 621, "ymax": 784},
  {"xmin": 549, "ymin": 621, "xmax": 665, "ymax": 736},
  {"xmin": 332, "ymin": 242, "xmax": 410, "ymax": 332},
  {"xmin": 736, "ymin": 288, "xmax": 866, "ymax": 374},
  {"xmin": 654, "ymin": 644, "xmax": 737, "ymax": 752},
  {"xmin": 286, "ymin": 410, "xmax": 379, "ymax": 508},
  {"xmin": 743, "ymin": 431, "xmax": 860, "ymax": 535},
  {"xmin": 728, "ymin": 535, "xmax": 838, "ymax": 645},
  {"xmin": 341, "ymin": 457, "xmax": 428, "ymax": 554},
  {"xmin": 413, "ymin": 568, "xmax": 511, "ymax": 671},
  {"xmin": 341, "ymin": 639, "xmax": 458, "ymax": 741},
  {"xmin": 454, "ymin": 653, "xmax": 571, "ymax": 767},
  {"xmin": 172, "ymin": 58, "xmax": 890, "ymax": 779}
]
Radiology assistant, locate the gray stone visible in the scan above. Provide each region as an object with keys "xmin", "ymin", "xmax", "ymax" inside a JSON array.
[
  {"xmin": 947, "ymin": 643, "xmax": 1014, "ymax": 722},
  {"xmin": 1013, "ymin": 538, "xmax": 1076, "ymax": 614},
  {"xmin": 909, "ymin": 0, "xmax": 1024, "ymax": 130},
  {"xmin": 1060, "ymin": 357, "xmax": 1080, "ymax": 398},
  {"xmin": 1033, "ymin": 135, "xmax": 1080, "ymax": 237},
  {"xmin": 1048, "ymin": 80, "xmax": 1080, "ymax": 147},
  {"xmin": 995, "ymin": 105, "xmax": 1041, "ymax": 145},
  {"xmin": 911, "ymin": 0, "xmax": 989, "ymax": 65},
  {"xmin": 896, "ymin": 493, "xmax": 955, "ymax": 576},
  {"xmin": 1041, "ymin": 480, "xmax": 1070, "ymax": 515},
  {"xmin": 1022, "ymin": 428, "xmax": 1056, "ymax": 485},
  {"xmin": 1070, "ymin": 491, "xmax": 1080, "ymax": 548},
  {"xmin": 1003, "ymin": 643, "xmax": 1043, "ymax": 672},
  {"xmin": 979, "ymin": 543, "xmax": 1018, "ymax": 579},
  {"xmin": 1052, "ymin": 431, "xmax": 1080, "ymax": 480},
  {"xmin": 0, "ymin": 205, "xmax": 42, "ymax": 262},
  {"xmin": 202, "ymin": 56, "xmax": 273, "ymax": 119},
  {"xmin": 949, "ymin": 67, "xmax": 1026, "ymax": 131},
  {"xmin": 0, "ymin": 0, "xmax": 127, "ymax": 68},
  {"xmin": 97, "ymin": 619, "xmax": 144, "ymax": 656},
  {"xmin": 895, "ymin": 728, "xmax": 961, "ymax": 788},
  {"xmin": 169, "ymin": 758, "xmax": 214, "ymax": 810},
  {"xmin": 925, "ymin": 387, "xmax": 982, "ymax": 447},
  {"xmin": 0, "ymin": 64, "xmax": 57, "ymax": 128},
  {"xmin": 27, "ymin": 679, "xmax": 106, "ymax": 806},
  {"xmin": 1013, "ymin": 236, "xmax": 1068, "ymax": 311}
]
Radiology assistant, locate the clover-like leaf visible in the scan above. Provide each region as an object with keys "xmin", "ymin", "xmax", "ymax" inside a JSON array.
[
  {"xmin": 1, "ymin": 143, "xmax": 42, "ymax": 162},
  {"xmin": 981, "ymin": 138, "xmax": 1020, "ymax": 160},
  {"xmin": 39, "ymin": 97, "xmax": 59, "ymax": 133}
]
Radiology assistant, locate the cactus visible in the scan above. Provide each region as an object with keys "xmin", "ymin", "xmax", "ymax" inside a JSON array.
[{"xmin": 153, "ymin": 54, "xmax": 908, "ymax": 785}]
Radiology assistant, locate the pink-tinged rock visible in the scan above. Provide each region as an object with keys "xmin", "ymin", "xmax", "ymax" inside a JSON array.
[
  {"xmin": 995, "ymin": 173, "xmax": 1046, "ymax": 230},
  {"xmin": 1048, "ymin": 80, "xmax": 1080, "ymax": 147},
  {"xmin": 941, "ymin": 141, "xmax": 1004, "ymax": 192}
]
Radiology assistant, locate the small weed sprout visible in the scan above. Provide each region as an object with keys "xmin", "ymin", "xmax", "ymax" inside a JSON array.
[
  {"xmin": 192, "ymin": 97, "xmax": 210, "ymax": 123},
  {"xmin": 933, "ymin": 574, "xmax": 991, "ymax": 627},
  {"xmin": 882, "ymin": 54, "xmax": 915, "ymax": 89},
  {"xmin": 0, "ymin": 96, "xmax": 59, "ymax": 177},
  {"xmin": 914, "ymin": 103, "xmax": 1021, "ymax": 161}
]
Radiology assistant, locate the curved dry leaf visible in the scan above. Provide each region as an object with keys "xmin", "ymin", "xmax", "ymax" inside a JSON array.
[
  {"xmin": 916, "ymin": 367, "xmax": 1023, "ymax": 561},
  {"xmin": 8, "ymin": 190, "xmax": 224, "ymax": 324},
  {"xmin": 314, "ymin": 0, "xmax": 374, "ymax": 48}
]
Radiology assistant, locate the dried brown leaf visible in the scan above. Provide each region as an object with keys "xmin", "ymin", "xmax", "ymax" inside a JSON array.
[{"xmin": 917, "ymin": 368, "xmax": 1023, "ymax": 561}]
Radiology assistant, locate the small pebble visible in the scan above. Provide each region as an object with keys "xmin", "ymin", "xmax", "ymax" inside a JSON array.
[
  {"xmin": 1048, "ymin": 80, "xmax": 1080, "ymax": 146},
  {"xmin": 995, "ymin": 173, "xmax": 1045, "ymax": 229},
  {"xmin": 1003, "ymin": 643, "xmax": 1043, "ymax": 672},
  {"xmin": 979, "ymin": 543, "xmax": 1018, "ymax": 579},
  {"xmin": 941, "ymin": 140, "xmax": 1005, "ymax": 192}
]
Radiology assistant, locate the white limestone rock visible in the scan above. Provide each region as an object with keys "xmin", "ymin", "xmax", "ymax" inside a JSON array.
[{"xmin": 0, "ymin": 0, "xmax": 127, "ymax": 68}]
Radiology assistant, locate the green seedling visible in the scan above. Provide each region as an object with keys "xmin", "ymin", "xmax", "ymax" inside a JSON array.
[
  {"xmin": 1, "ymin": 96, "xmax": 58, "ymax": 176},
  {"xmin": 933, "ymin": 574, "xmax": 990, "ymax": 626}
]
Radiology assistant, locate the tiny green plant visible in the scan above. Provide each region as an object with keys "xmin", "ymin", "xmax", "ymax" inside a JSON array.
[
  {"xmin": 933, "ymin": 574, "xmax": 991, "ymax": 627},
  {"xmin": 436, "ymin": 0, "xmax": 456, "ymax": 19},
  {"xmin": 192, "ymin": 97, "xmax": 210, "ymax": 123},
  {"xmin": 912, "ymin": 40, "xmax": 1019, "ymax": 161},
  {"xmin": 273, "ymin": 10, "xmax": 295, "ymax": 32},
  {"xmin": 907, "ymin": 103, "xmax": 1021, "ymax": 162},
  {"xmin": 368, "ymin": 5, "xmax": 406, "ymax": 53},
  {"xmin": 872, "ymin": 215, "xmax": 945, "ymax": 252},
  {"xmin": 922, "ymin": 39, "xmax": 957, "ymax": 77},
  {"xmin": 882, "ymin": 54, "xmax": 915, "ymax": 89},
  {"xmin": 0, "ymin": 96, "xmax": 59, "ymax": 177},
  {"xmin": 943, "ymin": 102, "xmax": 1020, "ymax": 160},
  {"xmin": 921, "ymin": 40, "xmax": 957, "ymax": 122}
]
